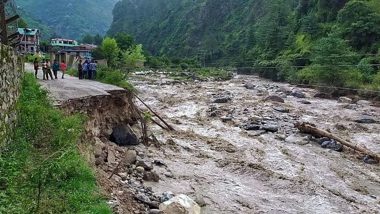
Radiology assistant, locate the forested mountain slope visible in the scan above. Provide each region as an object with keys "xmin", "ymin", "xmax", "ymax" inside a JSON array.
[
  {"xmin": 16, "ymin": 0, "xmax": 118, "ymax": 39},
  {"xmin": 109, "ymin": 0, "xmax": 380, "ymax": 88}
]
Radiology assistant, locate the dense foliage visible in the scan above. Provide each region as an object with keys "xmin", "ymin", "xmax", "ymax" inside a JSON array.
[
  {"xmin": 109, "ymin": 0, "xmax": 380, "ymax": 89},
  {"xmin": 16, "ymin": 0, "xmax": 118, "ymax": 39},
  {"xmin": 0, "ymin": 74, "xmax": 111, "ymax": 213}
]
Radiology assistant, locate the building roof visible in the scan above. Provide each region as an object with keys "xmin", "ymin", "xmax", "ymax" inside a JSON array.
[{"xmin": 18, "ymin": 28, "xmax": 39, "ymax": 36}]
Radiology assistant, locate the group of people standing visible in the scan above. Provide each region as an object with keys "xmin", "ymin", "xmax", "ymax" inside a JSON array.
[
  {"xmin": 33, "ymin": 58, "xmax": 97, "ymax": 80},
  {"xmin": 77, "ymin": 59, "xmax": 97, "ymax": 80},
  {"xmin": 33, "ymin": 59, "xmax": 67, "ymax": 80}
]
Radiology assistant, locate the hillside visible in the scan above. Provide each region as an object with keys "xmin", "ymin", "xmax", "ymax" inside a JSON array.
[
  {"xmin": 109, "ymin": 0, "xmax": 380, "ymax": 89},
  {"xmin": 16, "ymin": 0, "xmax": 118, "ymax": 39},
  {"xmin": 108, "ymin": 0, "xmax": 380, "ymax": 63}
]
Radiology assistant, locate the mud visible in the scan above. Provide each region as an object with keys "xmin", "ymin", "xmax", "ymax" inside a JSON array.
[{"xmin": 130, "ymin": 73, "xmax": 380, "ymax": 214}]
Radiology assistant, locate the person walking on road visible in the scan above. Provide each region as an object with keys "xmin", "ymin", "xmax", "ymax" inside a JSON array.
[
  {"xmin": 42, "ymin": 60, "xmax": 47, "ymax": 80},
  {"xmin": 89, "ymin": 60, "xmax": 97, "ymax": 80},
  {"xmin": 78, "ymin": 59, "xmax": 84, "ymax": 79},
  {"xmin": 52, "ymin": 60, "xmax": 59, "ymax": 79},
  {"xmin": 46, "ymin": 60, "xmax": 54, "ymax": 80},
  {"xmin": 33, "ymin": 58, "xmax": 39, "ymax": 78},
  {"xmin": 83, "ymin": 60, "xmax": 89, "ymax": 79},
  {"xmin": 60, "ymin": 60, "xmax": 67, "ymax": 79}
]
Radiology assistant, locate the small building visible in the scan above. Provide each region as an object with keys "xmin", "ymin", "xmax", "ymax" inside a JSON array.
[
  {"xmin": 51, "ymin": 38, "xmax": 79, "ymax": 50},
  {"xmin": 16, "ymin": 28, "xmax": 40, "ymax": 54},
  {"xmin": 50, "ymin": 42, "xmax": 97, "ymax": 67}
]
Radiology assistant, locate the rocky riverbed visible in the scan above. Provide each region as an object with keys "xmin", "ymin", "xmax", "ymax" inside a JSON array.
[{"xmin": 126, "ymin": 72, "xmax": 380, "ymax": 214}]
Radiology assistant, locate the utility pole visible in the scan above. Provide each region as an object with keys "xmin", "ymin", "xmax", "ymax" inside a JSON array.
[{"xmin": 0, "ymin": 0, "xmax": 8, "ymax": 45}]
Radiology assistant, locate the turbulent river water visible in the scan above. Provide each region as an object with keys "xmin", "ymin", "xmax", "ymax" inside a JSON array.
[{"xmin": 130, "ymin": 72, "xmax": 380, "ymax": 214}]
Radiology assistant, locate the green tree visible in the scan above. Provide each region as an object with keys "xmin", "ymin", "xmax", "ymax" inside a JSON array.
[
  {"xmin": 299, "ymin": 36, "xmax": 359, "ymax": 86},
  {"xmin": 101, "ymin": 37, "xmax": 120, "ymax": 67},
  {"xmin": 115, "ymin": 33, "xmax": 135, "ymax": 51},
  {"xmin": 337, "ymin": 0, "xmax": 380, "ymax": 51},
  {"xmin": 123, "ymin": 44, "xmax": 146, "ymax": 69}
]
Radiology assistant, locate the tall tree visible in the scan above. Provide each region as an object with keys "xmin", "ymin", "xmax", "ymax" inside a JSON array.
[
  {"xmin": 101, "ymin": 37, "xmax": 120, "ymax": 67},
  {"xmin": 337, "ymin": 0, "xmax": 380, "ymax": 51}
]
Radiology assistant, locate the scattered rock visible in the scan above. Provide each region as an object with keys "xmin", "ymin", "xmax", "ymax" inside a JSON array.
[
  {"xmin": 335, "ymin": 124, "xmax": 347, "ymax": 131},
  {"xmin": 136, "ymin": 159, "xmax": 153, "ymax": 170},
  {"xmin": 95, "ymin": 157, "xmax": 102, "ymax": 166},
  {"xmin": 126, "ymin": 150, "xmax": 137, "ymax": 165},
  {"xmin": 136, "ymin": 166, "xmax": 145, "ymax": 174},
  {"xmin": 299, "ymin": 100, "xmax": 311, "ymax": 105},
  {"xmin": 135, "ymin": 193, "xmax": 159, "ymax": 209},
  {"xmin": 221, "ymin": 116, "xmax": 233, "ymax": 122},
  {"xmin": 320, "ymin": 139, "xmax": 343, "ymax": 152},
  {"xmin": 143, "ymin": 171, "xmax": 160, "ymax": 182},
  {"xmin": 153, "ymin": 160, "xmax": 166, "ymax": 167},
  {"xmin": 159, "ymin": 194, "xmax": 201, "ymax": 214},
  {"xmin": 273, "ymin": 106, "xmax": 289, "ymax": 113},
  {"xmin": 135, "ymin": 193, "xmax": 152, "ymax": 205},
  {"xmin": 291, "ymin": 90, "xmax": 306, "ymax": 98},
  {"xmin": 314, "ymin": 93, "xmax": 331, "ymax": 99},
  {"xmin": 149, "ymin": 209, "xmax": 162, "ymax": 214},
  {"xmin": 265, "ymin": 95, "xmax": 285, "ymax": 103},
  {"xmin": 242, "ymin": 123, "xmax": 261, "ymax": 131},
  {"xmin": 160, "ymin": 192, "xmax": 175, "ymax": 203},
  {"xmin": 261, "ymin": 124, "xmax": 279, "ymax": 133},
  {"xmin": 363, "ymin": 155, "xmax": 379, "ymax": 164},
  {"xmin": 338, "ymin": 97, "xmax": 352, "ymax": 104},
  {"xmin": 213, "ymin": 97, "xmax": 231, "ymax": 103},
  {"xmin": 244, "ymin": 83, "xmax": 256, "ymax": 90},
  {"xmin": 356, "ymin": 100, "xmax": 371, "ymax": 106},
  {"xmin": 107, "ymin": 149, "xmax": 117, "ymax": 163},
  {"xmin": 109, "ymin": 125, "xmax": 139, "ymax": 146},
  {"xmin": 354, "ymin": 116, "xmax": 377, "ymax": 124}
]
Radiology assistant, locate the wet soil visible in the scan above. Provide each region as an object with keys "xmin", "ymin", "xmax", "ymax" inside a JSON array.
[{"xmin": 130, "ymin": 73, "xmax": 380, "ymax": 214}]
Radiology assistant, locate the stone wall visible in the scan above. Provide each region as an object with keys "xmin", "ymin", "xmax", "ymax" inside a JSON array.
[{"xmin": 0, "ymin": 44, "xmax": 23, "ymax": 147}]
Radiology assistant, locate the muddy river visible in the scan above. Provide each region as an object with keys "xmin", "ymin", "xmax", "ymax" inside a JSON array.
[{"xmin": 130, "ymin": 73, "xmax": 380, "ymax": 214}]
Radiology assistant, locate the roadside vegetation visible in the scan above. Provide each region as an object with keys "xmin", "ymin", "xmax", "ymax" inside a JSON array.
[{"xmin": 0, "ymin": 74, "xmax": 111, "ymax": 214}]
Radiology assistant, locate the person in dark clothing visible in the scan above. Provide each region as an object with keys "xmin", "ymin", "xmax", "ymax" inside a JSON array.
[
  {"xmin": 78, "ymin": 59, "xmax": 83, "ymax": 79},
  {"xmin": 52, "ymin": 60, "xmax": 59, "ymax": 79},
  {"xmin": 89, "ymin": 60, "xmax": 97, "ymax": 80},
  {"xmin": 83, "ymin": 60, "xmax": 89, "ymax": 79},
  {"xmin": 33, "ymin": 58, "xmax": 39, "ymax": 78}
]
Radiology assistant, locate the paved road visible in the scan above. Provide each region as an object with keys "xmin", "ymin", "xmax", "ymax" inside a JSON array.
[{"xmin": 25, "ymin": 63, "xmax": 125, "ymax": 103}]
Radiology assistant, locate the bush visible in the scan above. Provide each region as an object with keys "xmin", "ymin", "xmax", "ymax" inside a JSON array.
[
  {"xmin": 372, "ymin": 71, "xmax": 380, "ymax": 89},
  {"xmin": 195, "ymin": 67, "xmax": 233, "ymax": 80},
  {"xmin": 66, "ymin": 68, "xmax": 78, "ymax": 77},
  {"xmin": 0, "ymin": 74, "xmax": 112, "ymax": 214},
  {"xmin": 96, "ymin": 66, "xmax": 135, "ymax": 91}
]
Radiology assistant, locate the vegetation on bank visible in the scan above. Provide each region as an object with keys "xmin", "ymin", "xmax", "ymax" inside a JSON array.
[
  {"xmin": 107, "ymin": 0, "xmax": 380, "ymax": 90},
  {"xmin": 0, "ymin": 74, "xmax": 111, "ymax": 214}
]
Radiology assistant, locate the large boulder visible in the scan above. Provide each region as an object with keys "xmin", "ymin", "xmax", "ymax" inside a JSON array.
[
  {"xmin": 264, "ymin": 95, "xmax": 285, "ymax": 103},
  {"xmin": 244, "ymin": 83, "xmax": 256, "ymax": 90},
  {"xmin": 354, "ymin": 116, "xmax": 377, "ymax": 124},
  {"xmin": 109, "ymin": 125, "xmax": 139, "ymax": 146},
  {"xmin": 314, "ymin": 92, "xmax": 331, "ymax": 99},
  {"xmin": 338, "ymin": 97, "xmax": 352, "ymax": 104},
  {"xmin": 159, "ymin": 194, "xmax": 201, "ymax": 214},
  {"xmin": 291, "ymin": 90, "xmax": 306, "ymax": 98}
]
